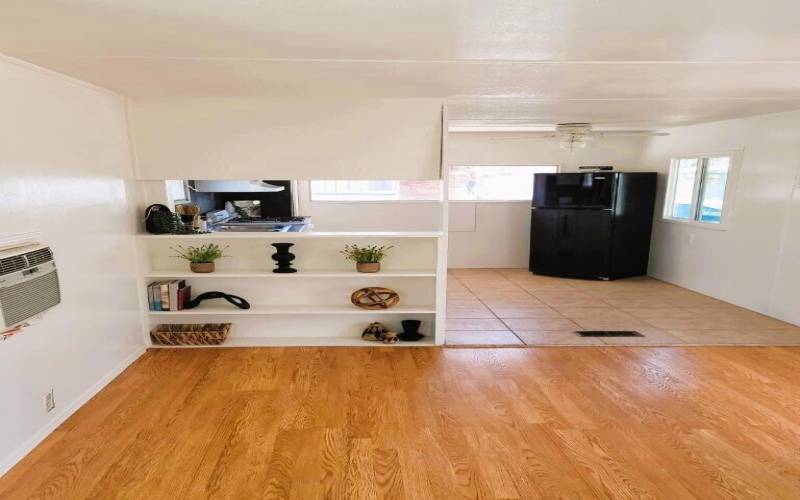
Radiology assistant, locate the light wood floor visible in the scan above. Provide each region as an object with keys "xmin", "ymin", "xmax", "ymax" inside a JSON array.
[
  {"xmin": 447, "ymin": 269, "xmax": 800, "ymax": 346},
  {"xmin": 3, "ymin": 347, "xmax": 800, "ymax": 499}
]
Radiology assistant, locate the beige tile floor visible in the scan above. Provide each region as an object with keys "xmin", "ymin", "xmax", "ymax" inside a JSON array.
[{"xmin": 446, "ymin": 268, "xmax": 800, "ymax": 346}]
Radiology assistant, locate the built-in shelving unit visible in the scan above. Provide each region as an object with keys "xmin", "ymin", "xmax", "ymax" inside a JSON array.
[{"xmin": 137, "ymin": 231, "xmax": 446, "ymax": 347}]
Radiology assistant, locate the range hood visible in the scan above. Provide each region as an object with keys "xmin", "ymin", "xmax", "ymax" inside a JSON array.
[{"xmin": 192, "ymin": 180, "xmax": 285, "ymax": 193}]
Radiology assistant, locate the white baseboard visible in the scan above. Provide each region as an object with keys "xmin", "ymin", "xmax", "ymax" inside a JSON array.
[{"xmin": 0, "ymin": 346, "xmax": 146, "ymax": 476}]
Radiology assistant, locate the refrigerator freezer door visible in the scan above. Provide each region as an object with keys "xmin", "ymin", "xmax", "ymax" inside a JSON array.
[{"xmin": 533, "ymin": 173, "xmax": 616, "ymax": 209}]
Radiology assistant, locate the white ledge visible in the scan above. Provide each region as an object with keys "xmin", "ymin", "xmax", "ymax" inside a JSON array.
[
  {"xmin": 147, "ymin": 305, "xmax": 436, "ymax": 315},
  {"xmin": 149, "ymin": 337, "xmax": 436, "ymax": 348},
  {"xmin": 145, "ymin": 269, "xmax": 437, "ymax": 278},
  {"xmin": 140, "ymin": 231, "xmax": 444, "ymax": 239}
]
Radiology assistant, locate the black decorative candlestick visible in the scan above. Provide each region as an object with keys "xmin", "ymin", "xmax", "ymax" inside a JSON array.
[{"xmin": 271, "ymin": 242, "xmax": 297, "ymax": 273}]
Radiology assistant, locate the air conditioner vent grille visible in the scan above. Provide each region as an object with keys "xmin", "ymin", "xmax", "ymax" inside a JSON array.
[
  {"xmin": 0, "ymin": 256, "xmax": 27, "ymax": 276},
  {"xmin": 24, "ymin": 248, "xmax": 54, "ymax": 267},
  {"xmin": 0, "ymin": 270, "xmax": 61, "ymax": 327}
]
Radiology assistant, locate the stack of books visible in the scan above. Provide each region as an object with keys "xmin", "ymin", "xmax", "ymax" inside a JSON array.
[{"xmin": 147, "ymin": 280, "xmax": 191, "ymax": 311}]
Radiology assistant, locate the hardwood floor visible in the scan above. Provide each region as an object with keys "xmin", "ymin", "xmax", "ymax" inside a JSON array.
[{"xmin": 3, "ymin": 347, "xmax": 800, "ymax": 499}]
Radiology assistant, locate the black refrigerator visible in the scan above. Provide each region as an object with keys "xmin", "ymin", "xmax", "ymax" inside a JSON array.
[{"xmin": 529, "ymin": 172, "xmax": 657, "ymax": 280}]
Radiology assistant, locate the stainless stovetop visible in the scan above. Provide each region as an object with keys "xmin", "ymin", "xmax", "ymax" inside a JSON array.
[{"xmin": 207, "ymin": 213, "xmax": 312, "ymax": 232}]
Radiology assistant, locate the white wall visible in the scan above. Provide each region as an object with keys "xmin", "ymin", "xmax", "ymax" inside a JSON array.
[
  {"xmin": 640, "ymin": 110, "xmax": 800, "ymax": 325},
  {"xmin": 0, "ymin": 56, "xmax": 144, "ymax": 474},
  {"xmin": 128, "ymin": 98, "xmax": 443, "ymax": 180}
]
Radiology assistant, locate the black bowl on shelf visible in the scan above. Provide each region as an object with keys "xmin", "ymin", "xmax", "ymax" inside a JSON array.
[{"xmin": 399, "ymin": 319, "xmax": 424, "ymax": 341}]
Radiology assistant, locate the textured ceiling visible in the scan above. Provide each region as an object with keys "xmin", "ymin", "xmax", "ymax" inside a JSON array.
[{"xmin": 2, "ymin": 0, "xmax": 800, "ymax": 127}]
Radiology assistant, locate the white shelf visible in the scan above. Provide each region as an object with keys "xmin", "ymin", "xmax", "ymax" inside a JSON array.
[
  {"xmin": 148, "ymin": 305, "xmax": 436, "ymax": 316},
  {"xmin": 148, "ymin": 336, "xmax": 436, "ymax": 348},
  {"xmin": 144, "ymin": 269, "xmax": 437, "ymax": 279},
  {"xmin": 140, "ymin": 231, "xmax": 443, "ymax": 240}
]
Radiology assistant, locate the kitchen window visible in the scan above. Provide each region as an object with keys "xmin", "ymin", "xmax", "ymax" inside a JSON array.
[
  {"xmin": 166, "ymin": 180, "xmax": 190, "ymax": 204},
  {"xmin": 309, "ymin": 165, "xmax": 558, "ymax": 202},
  {"xmin": 449, "ymin": 165, "xmax": 558, "ymax": 201},
  {"xmin": 664, "ymin": 154, "xmax": 735, "ymax": 226},
  {"xmin": 309, "ymin": 180, "xmax": 442, "ymax": 201}
]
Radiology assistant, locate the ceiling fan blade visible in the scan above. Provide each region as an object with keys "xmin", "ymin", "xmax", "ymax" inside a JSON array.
[{"xmin": 449, "ymin": 124, "xmax": 557, "ymax": 133}]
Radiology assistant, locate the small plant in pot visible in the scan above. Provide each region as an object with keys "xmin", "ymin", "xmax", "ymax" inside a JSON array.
[
  {"xmin": 341, "ymin": 244, "xmax": 393, "ymax": 273},
  {"xmin": 171, "ymin": 244, "xmax": 229, "ymax": 273}
]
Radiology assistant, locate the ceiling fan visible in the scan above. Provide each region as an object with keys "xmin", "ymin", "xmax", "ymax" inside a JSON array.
[{"xmin": 448, "ymin": 121, "xmax": 669, "ymax": 151}]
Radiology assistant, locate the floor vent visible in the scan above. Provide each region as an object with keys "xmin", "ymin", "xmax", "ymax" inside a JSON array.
[{"xmin": 576, "ymin": 330, "xmax": 643, "ymax": 337}]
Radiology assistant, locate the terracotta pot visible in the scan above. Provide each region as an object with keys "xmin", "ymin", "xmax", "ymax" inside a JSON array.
[
  {"xmin": 356, "ymin": 262, "xmax": 380, "ymax": 273},
  {"xmin": 190, "ymin": 262, "xmax": 215, "ymax": 273}
]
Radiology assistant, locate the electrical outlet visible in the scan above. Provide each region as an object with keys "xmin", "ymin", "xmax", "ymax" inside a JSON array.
[{"xmin": 45, "ymin": 389, "xmax": 55, "ymax": 413}]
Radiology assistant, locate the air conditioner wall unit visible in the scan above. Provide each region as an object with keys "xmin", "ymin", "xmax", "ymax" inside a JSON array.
[{"xmin": 0, "ymin": 244, "xmax": 61, "ymax": 328}]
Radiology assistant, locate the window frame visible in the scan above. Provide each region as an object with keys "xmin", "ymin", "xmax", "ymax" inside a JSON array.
[
  {"xmin": 662, "ymin": 151, "xmax": 740, "ymax": 230},
  {"xmin": 165, "ymin": 180, "xmax": 191, "ymax": 205}
]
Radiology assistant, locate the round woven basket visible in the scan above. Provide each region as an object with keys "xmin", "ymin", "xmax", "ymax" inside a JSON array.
[{"xmin": 350, "ymin": 287, "xmax": 400, "ymax": 310}]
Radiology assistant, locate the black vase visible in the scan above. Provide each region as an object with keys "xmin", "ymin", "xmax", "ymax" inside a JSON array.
[
  {"xmin": 399, "ymin": 319, "xmax": 424, "ymax": 341},
  {"xmin": 271, "ymin": 242, "xmax": 297, "ymax": 273}
]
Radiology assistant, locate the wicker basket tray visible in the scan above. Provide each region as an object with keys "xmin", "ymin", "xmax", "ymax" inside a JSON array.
[{"xmin": 150, "ymin": 323, "xmax": 232, "ymax": 346}]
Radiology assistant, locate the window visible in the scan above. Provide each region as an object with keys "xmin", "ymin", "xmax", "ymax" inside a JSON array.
[
  {"xmin": 166, "ymin": 180, "xmax": 190, "ymax": 204},
  {"xmin": 449, "ymin": 165, "xmax": 558, "ymax": 201},
  {"xmin": 308, "ymin": 165, "xmax": 558, "ymax": 202},
  {"xmin": 309, "ymin": 180, "xmax": 442, "ymax": 201},
  {"xmin": 664, "ymin": 155, "xmax": 733, "ymax": 225}
]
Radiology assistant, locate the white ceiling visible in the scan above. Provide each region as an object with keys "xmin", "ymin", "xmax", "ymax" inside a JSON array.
[{"xmin": 3, "ymin": 0, "xmax": 800, "ymax": 127}]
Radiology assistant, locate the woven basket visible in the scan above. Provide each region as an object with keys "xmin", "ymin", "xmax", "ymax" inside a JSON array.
[
  {"xmin": 350, "ymin": 287, "xmax": 400, "ymax": 310},
  {"xmin": 150, "ymin": 323, "xmax": 231, "ymax": 346}
]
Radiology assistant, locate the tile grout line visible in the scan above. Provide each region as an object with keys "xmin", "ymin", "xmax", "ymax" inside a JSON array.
[
  {"xmin": 469, "ymin": 272, "xmax": 584, "ymax": 346},
  {"xmin": 451, "ymin": 273, "xmax": 527, "ymax": 345}
]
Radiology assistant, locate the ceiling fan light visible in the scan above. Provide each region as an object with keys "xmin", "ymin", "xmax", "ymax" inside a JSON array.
[{"xmin": 560, "ymin": 137, "xmax": 588, "ymax": 151}]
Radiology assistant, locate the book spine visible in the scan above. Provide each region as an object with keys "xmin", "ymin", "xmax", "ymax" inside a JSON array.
[
  {"xmin": 152, "ymin": 282, "xmax": 162, "ymax": 311},
  {"xmin": 160, "ymin": 283, "xmax": 170, "ymax": 311},
  {"xmin": 169, "ymin": 280, "xmax": 179, "ymax": 312},
  {"xmin": 147, "ymin": 284, "xmax": 154, "ymax": 311}
]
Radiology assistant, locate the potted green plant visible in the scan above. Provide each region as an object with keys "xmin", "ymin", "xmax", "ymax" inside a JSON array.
[
  {"xmin": 171, "ymin": 244, "xmax": 229, "ymax": 273},
  {"xmin": 341, "ymin": 244, "xmax": 393, "ymax": 273}
]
